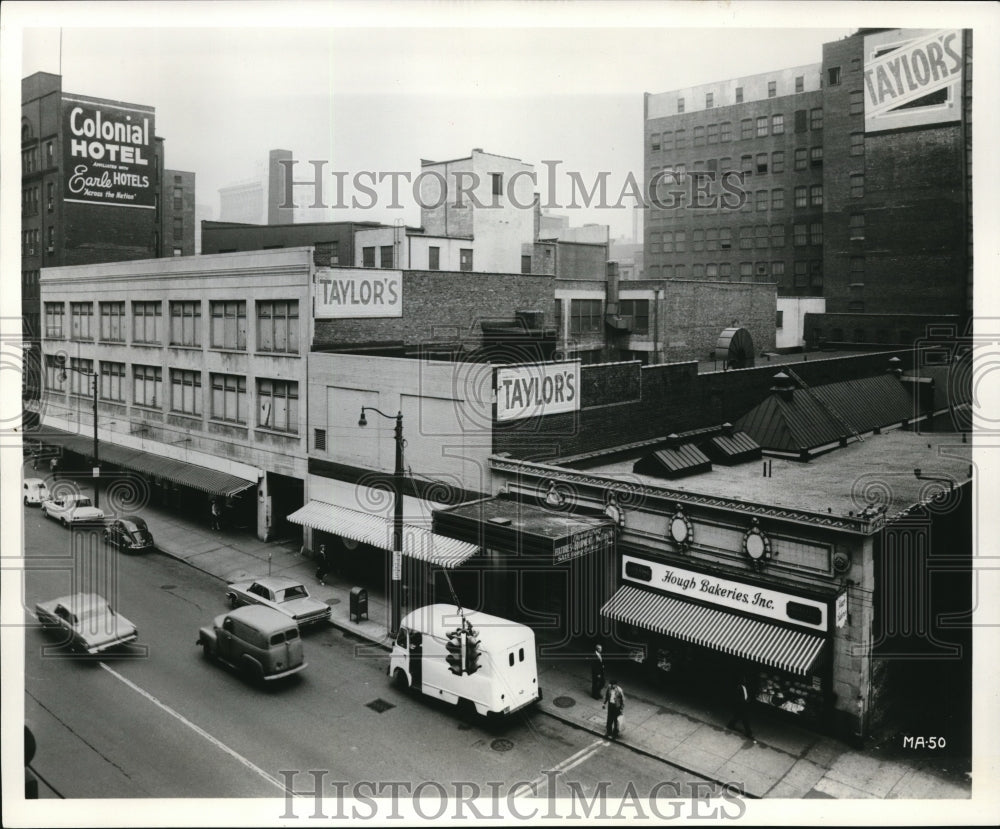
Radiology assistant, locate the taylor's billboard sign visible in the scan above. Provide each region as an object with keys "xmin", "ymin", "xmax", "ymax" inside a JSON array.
[
  {"xmin": 863, "ymin": 29, "xmax": 963, "ymax": 133},
  {"xmin": 62, "ymin": 97, "xmax": 156, "ymax": 209},
  {"xmin": 314, "ymin": 268, "xmax": 402, "ymax": 318},
  {"xmin": 495, "ymin": 361, "xmax": 581, "ymax": 422}
]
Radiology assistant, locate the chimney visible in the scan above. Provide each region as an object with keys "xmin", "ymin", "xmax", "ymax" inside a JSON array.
[
  {"xmin": 770, "ymin": 371, "xmax": 796, "ymax": 402},
  {"xmin": 606, "ymin": 261, "xmax": 620, "ymax": 306},
  {"xmin": 887, "ymin": 356, "xmax": 903, "ymax": 379}
]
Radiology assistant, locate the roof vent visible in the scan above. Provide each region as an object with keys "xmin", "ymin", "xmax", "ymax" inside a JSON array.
[
  {"xmin": 886, "ymin": 356, "xmax": 903, "ymax": 379},
  {"xmin": 770, "ymin": 371, "xmax": 796, "ymax": 402}
]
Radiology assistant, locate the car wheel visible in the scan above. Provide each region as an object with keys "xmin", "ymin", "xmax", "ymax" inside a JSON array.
[
  {"xmin": 392, "ymin": 668, "xmax": 410, "ymax": 691},
  {"xmin": 240, "ymin": 655, "xmax": 264, "ymax": 683},
  {"xmin": 201, "ymin": 641, "xmax": 213, "ymax": 661}
]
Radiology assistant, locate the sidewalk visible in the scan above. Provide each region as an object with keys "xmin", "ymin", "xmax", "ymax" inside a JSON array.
[{"xmin": 137, "ymin": 499, "xmax": 971, "ymax": 800}]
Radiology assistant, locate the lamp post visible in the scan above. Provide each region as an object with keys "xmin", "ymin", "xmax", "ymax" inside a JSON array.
[
  {"xmin": 359, "ymin": 406, "xmax": 404, "ymax": 636},
  {"xmin": 59, "ymin": 365, "xmax": 100, "ymax": 509}
]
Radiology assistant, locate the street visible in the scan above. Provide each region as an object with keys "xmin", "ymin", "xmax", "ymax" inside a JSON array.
[{"xmin": 22, "ymin": 503, "xmax": 726, "ymax": 806}]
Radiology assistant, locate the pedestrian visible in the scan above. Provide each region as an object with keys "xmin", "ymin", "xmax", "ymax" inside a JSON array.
[
  {"xmin": 590, "ymin": 643, "xmax": 606, "ymax": 699},
  {"xmin": 315, "ymin": 543, "xmax": 329, "ymax": 586},
  {"xmin": 49, "ymin": 457, "xmax": 58, "ymax": 479},
  {"xmin": 210, "ymin": 499, "xmax": 222, "ymax": 531},
  {"xmin": 727, "ymin": 674, "xmax": 756, "ymax": 742},
  {"xmin": 602, "ymin": 679, "xmax": 625, "ymax": 739}
]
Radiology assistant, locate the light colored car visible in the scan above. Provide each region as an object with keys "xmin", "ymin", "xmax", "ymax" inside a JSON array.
[
  {"xmin": 225, "ymin": 576, "xmax": 331, "ymax": 627},
  {"xmin": 35, "ymin": 592, "xmax": 138, "ymax": 654},
  {"xmin": 197, "ymin": 604, "xmax": 306, "ymax": 682},
  {"xmin": 23, "ymin": 477, "xmax": 49, "ymax": 506},
  {"xmin": 40, "ymin": 493, "xmax": 105, "ymax": 527}
]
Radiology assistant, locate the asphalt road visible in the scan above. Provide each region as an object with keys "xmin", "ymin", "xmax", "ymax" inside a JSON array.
[{"xmin": 22, "ymin": 503, "xmax": 727, "ymax": 812}]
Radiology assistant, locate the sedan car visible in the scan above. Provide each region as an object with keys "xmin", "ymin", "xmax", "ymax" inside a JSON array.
[
  {"xmin": 23, "ymin": 477, "xmax": 49, "ymax": 506},
  {"xmin": 225, "ymin": 576, "xmax": 331, "ymax": 627},
  {"xmin": 104, "ymin": 516, "xmax": 155, "ymax": 553},
  {"xmin": 40, "ymin": 493, "xmax": 105, "ymax": 527},
  {"xmin": 35, "ymin": 592, "xmax": 138, "ymax": 654}
]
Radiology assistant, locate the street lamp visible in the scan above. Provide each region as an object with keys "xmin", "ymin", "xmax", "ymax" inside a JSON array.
[
  {"xmin": 59, "ymin": 365, "xmax": 100, "ymax": 509},
  {"xmin": 358, "ymin": 406, "xmax": 404, "ymax": 636}
]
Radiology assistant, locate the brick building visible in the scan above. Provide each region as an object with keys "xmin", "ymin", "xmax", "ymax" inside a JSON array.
[{"xmin": 644, "ymin": 28, "xmax": 971, "ymax": 349}]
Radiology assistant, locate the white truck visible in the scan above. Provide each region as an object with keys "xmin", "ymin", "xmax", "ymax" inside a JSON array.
[{"xmin": 388, "ymin": 604, "xmax": 541, "ymax": 718}]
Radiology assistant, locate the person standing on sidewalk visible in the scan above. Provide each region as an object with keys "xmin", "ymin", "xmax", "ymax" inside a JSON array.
[
  {"xmin": 590, "ymin": 643, "xmax": 606, "ymax": 699},
  {"xmin": 315, "ymin": 544, "xmax": 329, "ymax": 586},
  {"xmin": 602, "ymin": 679, "xmax": 625, "ymax": 739},
  {"xmin": 727, "ymin": 674, "xmax": 756, "ymax": 742},
  {"xmin": 210, "ymin": 498, "xmax": 222, "ymax": 531}
]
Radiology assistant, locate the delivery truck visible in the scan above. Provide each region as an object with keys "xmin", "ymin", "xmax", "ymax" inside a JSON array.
[{"xmin": 388, "ymin": 604, "xmax": 541, "ymax": 717}]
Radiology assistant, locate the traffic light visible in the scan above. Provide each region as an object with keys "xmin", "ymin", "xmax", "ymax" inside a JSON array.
[
  {"xmin": 465, "ymin": 627, "xmax": 482, "ymax": 675},
  {"xmin": 445, "ymin": 628, "xmax": 465, "ymax": 675}
]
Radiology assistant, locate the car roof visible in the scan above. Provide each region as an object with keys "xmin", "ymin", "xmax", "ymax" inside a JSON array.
[
  {"xmin": 237, "ymin": 576, "xmax": 302, "ymax": 590},
  {"xmin": 227, "ymin": 604, "xmax": 298, "ymax": 632},
  {"xmin": 52, "ymin": 592, "xmax": 111, "ymax": 610},
  {"xmin": 117, "ymin": 516, "xmax": 148, "ymax": 530}
]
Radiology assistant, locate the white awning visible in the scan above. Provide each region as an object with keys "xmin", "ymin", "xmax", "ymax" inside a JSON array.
[{"xmin": 287, "ymin": 500, "xmax": 479, "ymax": 569}]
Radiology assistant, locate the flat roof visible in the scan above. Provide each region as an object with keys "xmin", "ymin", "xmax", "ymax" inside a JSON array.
[{"xmin": 584, "ymin": 428, "xmax": 971, "ymax": 522}]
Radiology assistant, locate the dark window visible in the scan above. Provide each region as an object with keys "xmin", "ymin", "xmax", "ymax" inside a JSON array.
[
  {"xmin": 741, "ymin": 119, "xmax": 753, "ymax": 140},
  {"xmin": 794, "ymin": 109, "xmax": 807, "ymax": 133},
  {"xmin": 362, "ymin": 246, "xmax": 375, "ymax": 267},
  {"xmin": 810, "ymin": 222, "xmax": 822, "ymax": 245},
  {"xmin": 521, "ymin": 254, "xmax": 531, "ymax": 274},
  {"xmin": 810, "ymin": 147, "xmax": 823, "ymax": 167},
  {"xmin": 624, "ymin": 561, "xmax": 652, "ymax": 581},
  {"xmin": 810, "ymin": 108, "xmax": 823, "ymax": 130},
  {"xmin": 735, "ymin": 87, "xmax": 743, "ymax": 103},
  {"xmin": 491, "ymin": 173, "xmax": 503, "ymax": 196},
  {"xmin": 693, "ymin": 126, "xmax": 705, "ymax": 146},
  {"xmin": 569, "ymin": 299, "xmax": 602, "ymax": 334},
  {"xmin": 770, "ymin": 224, "xmax": 785, "ymax": 247},
  {"xmin": 850, "ymin": 174, "xmax": 864, "ymax": 198},
  {"xmin": 849, "ymin": 90, "xmax": 864, "ymax": 116},
  {"xmin": 707, "ymin": 123, "xmax": 719, "ymax": 144},
  {"xmin": 767, "ymin": 80, "xmax": 776, "ymax": 98},
  {"xmin": 827, "ymin": 66, "xmax": 841, "ymax": 87},
  {"xmin": 674, "ymin": 128, "xmax": 685, "ymax": 149},
  {"xmin": 794, "ymin": 224, "xmax": 807, "ymax": 246},
  {"xmin": 315, "ymin": 429, "xmax": 327, "ymax": 451},
  {"xmin": 619, "ymin": 299, "xmax": 649, "ymax": 334},
  {"xmin": 795, "ymin": 75, "xmax": 804, "ymax": 93},
  {"xmin": 850, "ymin": 132, "xmax": 865, "ymax": 156},
  {"xmin": 677, "ymin": 97, "xmax": 685, "ymax": 113},
  {"xmin": 380, "ymin": 245, "xmax": 394, "ymax": 268},
  {"xmin": 756, "ymin": 153, "xmax": 768, "ymax": 174},
  {"xmin": 706, "ymin": 92, "xmax": 714, "ymax": 108},
  {"xmin": 849, "ymin": 213, "xmax": 865, "ymax": 240},
  {"xmin": 460, "ymin": 248, "xmax": 473, "ymax": 271},
  {"xmin": 429, "ymin": 246, "xmax": 440, "ymax": 270}
]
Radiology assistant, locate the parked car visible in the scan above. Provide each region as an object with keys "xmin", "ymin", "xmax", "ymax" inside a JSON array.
[
  {"xmin": 197, "ymin": 604, "xmax": 306, "ymax": 682},
  {"xmin": 225, "ymin": 576, "xmax": 331, "ymax": 627},
  {"xmin": 35, "ymin": 592, "xmax": 138, "ymax": 654},
  {"xmin": 104, "ymin": 516, "xmax": 155, "ymax": 552},
  {"xmin": 23, "ymin": 477, "xmax": 49, "ymax": 506},
  {"xmin": 40, "ymin": 493, "xmax": 105, "ymax": 527}
]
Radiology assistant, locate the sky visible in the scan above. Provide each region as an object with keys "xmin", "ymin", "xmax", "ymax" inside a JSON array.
[{"xmin": 11, "ymin": 2, "xmax": 874, "ymax": 238}]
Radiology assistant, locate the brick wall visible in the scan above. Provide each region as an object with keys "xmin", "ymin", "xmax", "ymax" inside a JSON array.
[{"xmin": 62, "ymin": 201, "xmax": 157, "ymax": 264}]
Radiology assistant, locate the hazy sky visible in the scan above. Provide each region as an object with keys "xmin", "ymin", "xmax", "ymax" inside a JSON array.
[{"xmin": 8, "ymin": 1, "xmax": 989, "ymax": 239}]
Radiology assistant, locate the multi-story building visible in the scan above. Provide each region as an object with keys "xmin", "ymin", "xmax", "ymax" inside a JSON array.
[
  {"xmin": 160, "ymin": 170, "xmax": 196, "ymax": 257},
  {"xmin": 218, "ymin": 149, "xmax": 296, "ymax": 225},
  {"xmin": 644, "ymin": 28, "xmax": 971, "ymax": 349}
]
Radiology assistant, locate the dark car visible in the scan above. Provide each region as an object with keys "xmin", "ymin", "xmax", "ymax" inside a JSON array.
[{"xmin": 104, "ymin": 516, "xmax": 155, "ymax": 552}]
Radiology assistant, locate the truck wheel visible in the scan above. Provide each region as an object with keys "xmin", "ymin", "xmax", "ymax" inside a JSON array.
[
  {"xmin": 241, "ymin": 656, "xmax": 264, "ymax": 683},
  {"xmin": 392, "ymin": 668, "xmax": 410, "ymax": 691}
]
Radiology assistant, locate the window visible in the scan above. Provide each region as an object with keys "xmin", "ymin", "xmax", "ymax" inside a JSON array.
[
  {"xmin": 133, "ymin": 301, "xmax": 162, "ymax": 344},
  {"xmin": 210, "ymin": 373, "xmax": 246, "ymax": 424},
  {"xmin": 735, "ymin": 87, "xmax": 744, "ymax": 103},
  {"xmin": 740, "ymin": 262, "xmax": 753, "ymax": 280},
  {"xmin": 810, "ymin": 185, "xmax": 823, "ymax": 207},
  {"xmin": 851, "ymin": 57, "xmax": 861, "ymax": 72},
  {"xmin": 677, "ymin": 97, "xmax": 685, "ymax": 113},
  {"xmin": 693, "ymin": 229, "xmax": 704, "ymax": 252},
  {"xmin": 794, "ymin": 261, "xmax": 809, "ymax": 287},
  {"xmin": 794, "ymin": 148, "xmax": 807, "ymax": 170},
  {"xmin": 741, "ymin": 154, "xmax": 753, "ymax": 175},
  {"xmin": 429, "ymin": 246, "xmax": 441, "ymax": 270},
  {"xmin": 849, "ymin": 213, "xmax": 865, "ymax": 240},
  {"xmin": 771, "ymin": 188, "xmax": 785, "ymax": 210},
  {"xmin": 257, "ymin": 300, "xmax": 299, "ymax": 353},
  {"xmin": 521, "ymin": 254, "xmax": 531, "ymax": 274},
  {"xmin": 794, "ymin": 224, "xmax": 808, "ymax": 246},
  {"xmin": 257, "ymin": 378, "xmax": 298, "ymax": 433},
  {"xmin": 460, "ymin": 248, "xmax": 473, "ymax": 271},
  {"xmin": 720, "ymin": 263, "xmax": 732, "ymax": 278},
  {"xmin": 741, "ymin": 119, "xmax": 753, "ymax": 140},
  {"xmin": 380, "ymin": 246, "xmax": 393, "ymax": 268},
  {"xmin": 828, "ymin": 66, "xmax": 841, "ymax": 87},
  {"xmin": 44, "ymin": 355, "xmax": 62, "ymax": 391},
  {"xmin": 767, "ymin": 81, "xmax": 776, "ymax": 98},
  {"xmin": 650, "ymin": 134, "xmax": 661, "ymax": 152},
  {"xmin": 770, "ymin": 224, "xmax": 785, "ymax": 247},
  {"xmin": 619, "ymin": 299, "xmax": 650, "ymax": 334},
  {"xmin": 706, "ymin": 227, "xmax": 718, "ymax": 251},
  {"xmin": 173, "ymin": 248, "xmax": 183, "ymax": 257},
  {"xmin": 133, "ymin": 365, "xmax": 162, "ymax": 408},
  {"xmin": 674, "ymin": 129, "xmax": 686, "ymax": 149},
  {"xmin": 810, "ymin": 222, "xmax": 823, "ymax": 245},
  {"xmin": 706, "ymin": 123, "xmax": 719, "ymax": 144},
  {"xmin": 172, "ymin": 216, "xmax": 183, "ymax": 241},
  {"xmin": 210, "ymin": 301, "xmax": 246, "ymax": 350},
  {"xmin": 849, "ymin": 90, "xmax": 864, "ymax": 115},
  {"xmin": 99, "ymin": 361, "xmax": 125, "ymax": 402},
  {"xmin": 693, "ymin": 126, "xmax": 705, "ymax": 146},
  {"xmin": 850, "ymin": 174, "xmax": 864, "ymax": 198},
  {"xmin": 794, "ymin": 110, "xmax": 807, "ymax": 133},
  {"xmin": 795, "ymin": 75, "xmax": 804, "ymax": 93},
  {"xmin": 850, "ymin": 132, "xmax": 864, "ymax": 156},
  {"xmin": 756, "ymin": 190, "xmax": 768, "ymax": 212},
  {"xmin": 810, "ymin": 260, "xmax": 823, "ymax": 288},
  {"xmin": 850, "ymin": 256, "xmax": 865, "ymax": 279},
  {"xmin": 362, "ymin": 247, "xmax": 375, "ymax": 267},
  {"xmin": 705, "ymin": 92, "xmax": 714, "ymax": 108},
  {"xmin": 795, "ymin": 186, "xmax": 808, "ymax": 208},
  {"xmin": 491, "ymin": 173, "xmax": 503, "ymax": 197},
  {"xmin": 569, "ymin": 299, "xmax": 602, "ymax": 334},
  {"xmin": 170, "ymin": 369, "xmax": 202, "ymax": 415},
  {"xmin": 314, "ymin": 429, "xmax": 327, "ymax": 451},
  {"xmin": 173, "ymin": 186, "xmax": 183, "ymax": 211},
  {"xmin": 810, "ymin": 108, "xmax": 823, "ymax": 130},
  {"xmin": 849, "ymin": 302, "xmax": 866, "ymax": 313},
  {"xmin": 771, "ymin": 113, "xmax": 784, "ymax": 135},
  {"xmin": 692, "ymin": 264, "xmax": 705, "ymax": 278},
  {"xmin": 771, "ymin": 151, "xmax": 784, "ymax": 174},
  {"xmin": 810, "ymin": 147, "xmax": 823, "ymax": 167},
  {"xmin": 776, "ymin": 310, "xmax": 785, "ymax": 329},
  {"xmin": 662, "ymin": 231, "xmax": 673, "ymax": 253},
  {"xmin": 755, "ymin": 153, "xmax": 768, "ymax": 174},
  {"xmin": 853, "ymin": 328, "xmax": 866, "ymax": 343},
  {"xmin": 44, "ymin": 303, "xmax": 64, "ymax": 338},
  {"xmin": 70, "ymin": 302, "xmax": 94, "ymax": 341},
  {"xmin": 720, "ymin": 228, "xmax": 732, "ymax": 249},
  {"xmin": 169, "ymin": 301, "xmax": 201, "ymax": 347},
  {"xmin": 65, "ymin": 359, "xmax": 93, "ymax": 396},
  {"xmin": 674, "ymin": 231, "xmax": 686, "ymax": 253},
  {"xmin": 755, "ymin": 225, "xmax": 769, "ymax": 249},
  {"xmin": 706, "ymin": 263, "xmax": 718, "ymax": 278},
  {"xmin": 720, "ymin": 121, "xmax": 731, "ymax": 142},
  {"xmin": 661, "ymin": 130, "xmax": 674, "ymax": 150},
  {"xmin": 739, "ymin": 227, "xmax": 753, "ymax": 250},
  {"xmin": 772, "ymin": 261, "xmax": 785, "ymax": 282}
]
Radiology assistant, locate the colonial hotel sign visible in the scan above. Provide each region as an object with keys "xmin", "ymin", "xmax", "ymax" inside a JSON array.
[{"xmin": 314, "ymin": 268, "xmax": 403, "ymax": 318}]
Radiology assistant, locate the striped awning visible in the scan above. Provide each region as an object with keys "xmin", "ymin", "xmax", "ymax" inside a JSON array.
[
  {"xmin": 600, "ymin": 584, "xmax": 826, "ymax": 676},
  {"xmin": 39, "ymin": 427, "xmax": 257, "ymax": 498},
  {"xmin": 287, "ymin": 500, "xmax": 480, "ymax": 569}
]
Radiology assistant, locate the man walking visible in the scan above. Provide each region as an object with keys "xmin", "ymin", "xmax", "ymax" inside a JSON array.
[
  {"xmin": 602, "ymin": 679, "xmax": 625, "ymax": 739},
  {"xmin": 727, "ymin": 674, "xmax": 756, "ymax": 742},
  {"xmin": 210, "ymin": 499, "xmax": 222, "ymax": 531},
  {"xmin": 590, "ymin": 643, "xmax": 605, "ymax": 699}
]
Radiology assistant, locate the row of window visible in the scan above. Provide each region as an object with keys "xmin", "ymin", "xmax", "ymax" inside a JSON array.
[
  {"xmin": 22, "ymin": 184, "xmax": 56, "ymax": 216},
  {"xmin": 44, "ymin": 299, "xmax": 300, "ymax": 354},
  {"xmin": 21, "ymin": 228, "xmax": 54, "ymax": 256},
  {"xmin": 360, "ymin": 245, "xmax": 474, "ymax": 272},
  {"xmin": 647, "ymin": 260, "xmax": 824, "ymax": 287},
  {"xmin": 653, "ymin": 145, "xmax": 828, "ymax": 180},
  {"xmin": 554, "ymin": 299, "xmax": 651, "ymax": 336},
  {"xmin": 45, "ymin": 358, "xmax": 300, "ymax": 433},
  {"xmin": 650, "ymin": 221, "xmax": 823, "ymax": 251}
]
